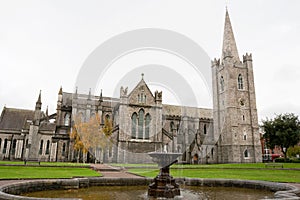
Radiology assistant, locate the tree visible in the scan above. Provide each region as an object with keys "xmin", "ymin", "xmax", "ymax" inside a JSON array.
[
  {"xmin": 262, "ymin": 113, "xmax": 300, "ymax": 160},
  {"xmin": 70, "ymin": 115, "xmax": 113, "ymax": 163}
]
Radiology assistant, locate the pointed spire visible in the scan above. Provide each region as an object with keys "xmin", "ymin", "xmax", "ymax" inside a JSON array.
[
  {"xmin": 73, "ymin": 86, "xmax": 78, "ymax": 99},
  {"xmin": 35, "ymin": 90, "xmax": 42, "ymax": 110},
  {"xmin": 221, "ymin": 8, "xmax": 240, "ymax": 62},
  {"xmin": 37, "ymin": 90, "xmax": 41, "ymax": 103},
  {"xmin": 58, "ymin": 86, "xmax": 63, "ymax": 95},
  {"xmin": 45, "ymin": 106, "xmax": 48, "ymax": 116},
  {"xmin": 88, "ymin": 88, "xmax": 91, "ymax": 100},
  {"xmin": 99, "ymin": 89, "xmax": 103, "ymax": 103}
]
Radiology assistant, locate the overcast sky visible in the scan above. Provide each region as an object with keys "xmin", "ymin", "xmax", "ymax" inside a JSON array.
[{"xmin": 0, "ymin": 0, "xmax": 300, "ymax": 123}]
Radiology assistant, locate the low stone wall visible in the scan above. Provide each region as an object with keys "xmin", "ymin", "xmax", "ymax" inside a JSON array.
[{"xmin": 0, "ymin": 177, "xmax": 299, "ymax": 200}]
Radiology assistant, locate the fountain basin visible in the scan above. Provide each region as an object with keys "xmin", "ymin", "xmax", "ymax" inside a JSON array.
[
  {"xmin": 0, "ymin": 177, "xmax": 299, "ymax": 199},
  {"xmin": 148, "ymin": 152, "xmax": 182, "ymax": 168}
]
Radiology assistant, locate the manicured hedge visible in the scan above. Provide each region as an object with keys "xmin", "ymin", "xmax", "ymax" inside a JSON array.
[{"xmin": 274, "ymin": 157, "xmax": 300, "ymax": 163}]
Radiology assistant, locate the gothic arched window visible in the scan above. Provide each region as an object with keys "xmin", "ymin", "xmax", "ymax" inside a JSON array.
[
  {"xmin": 12, "ymin": 139, "xmax": 16, "ymax": 155},
  {"xmin": 131, "ymin": 113, "xmax": 137, "ymax": 139},
  {"xmin": 138, "ymin": 109, "xmax": 144, "ymax": 139},
  {"xmin": 238, "ymin": 74, "xmax": 244, "ymax": 90},
  {"xmin": 46, "ymin": 140, "xmax": 50, "ymax": 154},
  {"xmin": 64, "ymin": 113, "xmax": 70, "ymax": 126},
  {"xmin": 2, "ymin": 139, "xmax": 7, "ymax": 154},
  {"xmin": 39, "ymin": 140, "xmax": 44, "ymax": 155},
  {"xmin": 145, "ymin": 114, "xmax": 151, "ymax": 139},
  {"xmin": 62, "ymin": 143, "xmax": 66, "ymax": 156},
  {"xmin": 220, "ymin": 76, "xmax": 224, "ymax": 92}
]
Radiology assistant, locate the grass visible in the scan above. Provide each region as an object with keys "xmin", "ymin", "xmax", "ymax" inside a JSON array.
[
  {"xmin": 0, "ymin": 166, "xmax": 100, "ymax": 179},
  {"xmin": 128, "ymin": 167, "xmax": 300, "ymax": 183},
  {"xmin": 112, "ymin": 163, "xmax": 300, "ymax": 169},
  {"xmin": 113, "ymin": 163, "xmax": 300, "ymax": 182}
]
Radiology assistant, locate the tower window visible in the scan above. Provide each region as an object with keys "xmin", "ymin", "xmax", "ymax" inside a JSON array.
[
  {"xmin": 204, "ymin": 124, "xmax": 207, "ymax": 135},
  {"xmin": 238, "ymin": 74, "xmax": 244, "ymax": 90},
  {"xmin": 220, "ymin": 76, "xmax": 225, "ymax": 92},
  {"xmin": 244, "ymin": 149, "xmax": 249, "ymax": 158},
  {"xmin": 243, "ymin": 132, "xmax": 247, "ymax": 140}
]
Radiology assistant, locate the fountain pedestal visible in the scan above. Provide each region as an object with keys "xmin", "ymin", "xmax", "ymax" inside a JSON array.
[{"xmin": 148, "ymin": 152, "xmax": 181, "ymax": 198}]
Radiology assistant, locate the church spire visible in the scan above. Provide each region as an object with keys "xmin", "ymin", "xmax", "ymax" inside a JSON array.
[
  {"xmin": 35, "ymin": 90, "xmax": 42, "ymax": 110},
  {"xmin": 221, "ymin": 8, "xmax": 240, "ymax": 62}
]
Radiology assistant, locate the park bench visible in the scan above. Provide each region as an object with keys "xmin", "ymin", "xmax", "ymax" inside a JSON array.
[
  {"xmin": 265, "ymin": 163, "xmax": 283, "ymax": 168},
  {"xmin": 24, "ymin": 159, "xmax": 40, "ymax": 166}
]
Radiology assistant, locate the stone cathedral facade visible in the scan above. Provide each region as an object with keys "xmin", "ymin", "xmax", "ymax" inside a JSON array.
[{"xmin": 0, "ymin": 10, "xmax": 262, "ymax": 164}]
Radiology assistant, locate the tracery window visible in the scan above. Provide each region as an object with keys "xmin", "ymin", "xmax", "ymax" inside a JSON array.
[
  {"xmin": 138, "ymin": 109, "xmax": 144, "ymax": 139},
  {"xmin": 132, "ymin": 110, "xmax": 151, "ymax": 140}
]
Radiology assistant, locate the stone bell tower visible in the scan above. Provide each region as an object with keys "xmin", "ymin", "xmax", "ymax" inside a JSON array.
[{"xmin": 212, "ymin": 9, "xmax": 262, "ymax": 163}]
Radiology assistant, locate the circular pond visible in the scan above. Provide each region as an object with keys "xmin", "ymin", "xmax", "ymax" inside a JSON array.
[{"xmin": 23, "ymin": 185, "xmax": 273, "ymax": 200}]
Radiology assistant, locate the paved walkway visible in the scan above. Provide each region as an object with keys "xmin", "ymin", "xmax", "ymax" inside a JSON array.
[{"xmin": 90, "ymin": 163, "xmax": 143, "ymax": 178}]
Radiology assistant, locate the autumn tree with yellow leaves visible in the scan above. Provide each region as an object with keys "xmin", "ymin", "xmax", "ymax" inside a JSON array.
[{"xmin": 70, "ymin": 114, "xmax": 113, "ymax": 163}]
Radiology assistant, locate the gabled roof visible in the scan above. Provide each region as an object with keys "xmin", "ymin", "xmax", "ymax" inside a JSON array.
[
  {"xmin": 128, "ymin": 77, "xmax": 154, "ymax": 98},
  {"xmin": 0, "ymin": 107, "xmax": 34, "ymax": 131}
]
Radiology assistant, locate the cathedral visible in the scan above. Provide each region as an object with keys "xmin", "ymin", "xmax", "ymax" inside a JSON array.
[{"xmin": 0, "ymin": 10, "xmax": 262, "ymax": 164}]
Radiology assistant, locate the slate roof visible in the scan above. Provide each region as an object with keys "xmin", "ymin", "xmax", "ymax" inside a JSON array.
[
  {"xmin": 39, "ymin": 122, "xmax": 56, "ymax": 132},
  {"xmin": 0, "ymin": 107, "xmax": 35, "ymax": 131},
  {"xmin": 162, "ymin": 104, "xmax": 213, "ymax": 119}
]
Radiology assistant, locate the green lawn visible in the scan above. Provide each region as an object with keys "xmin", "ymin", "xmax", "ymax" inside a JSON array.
[
  {"xmin": 112, "ymin": 163, "xmax": 300, "ymax": 169},
  {"xmin": 128, "ymin": 167, "xmax": 300, "ymax": 183},
  {"xmin": 0, "ymin": 166, "xmax": 100, "ymax": 179}
]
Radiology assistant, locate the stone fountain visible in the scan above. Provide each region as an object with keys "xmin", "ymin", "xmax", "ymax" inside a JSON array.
[{"xmin": 148, "ymin": 152, "xmax": 182, "ymax": 198}]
